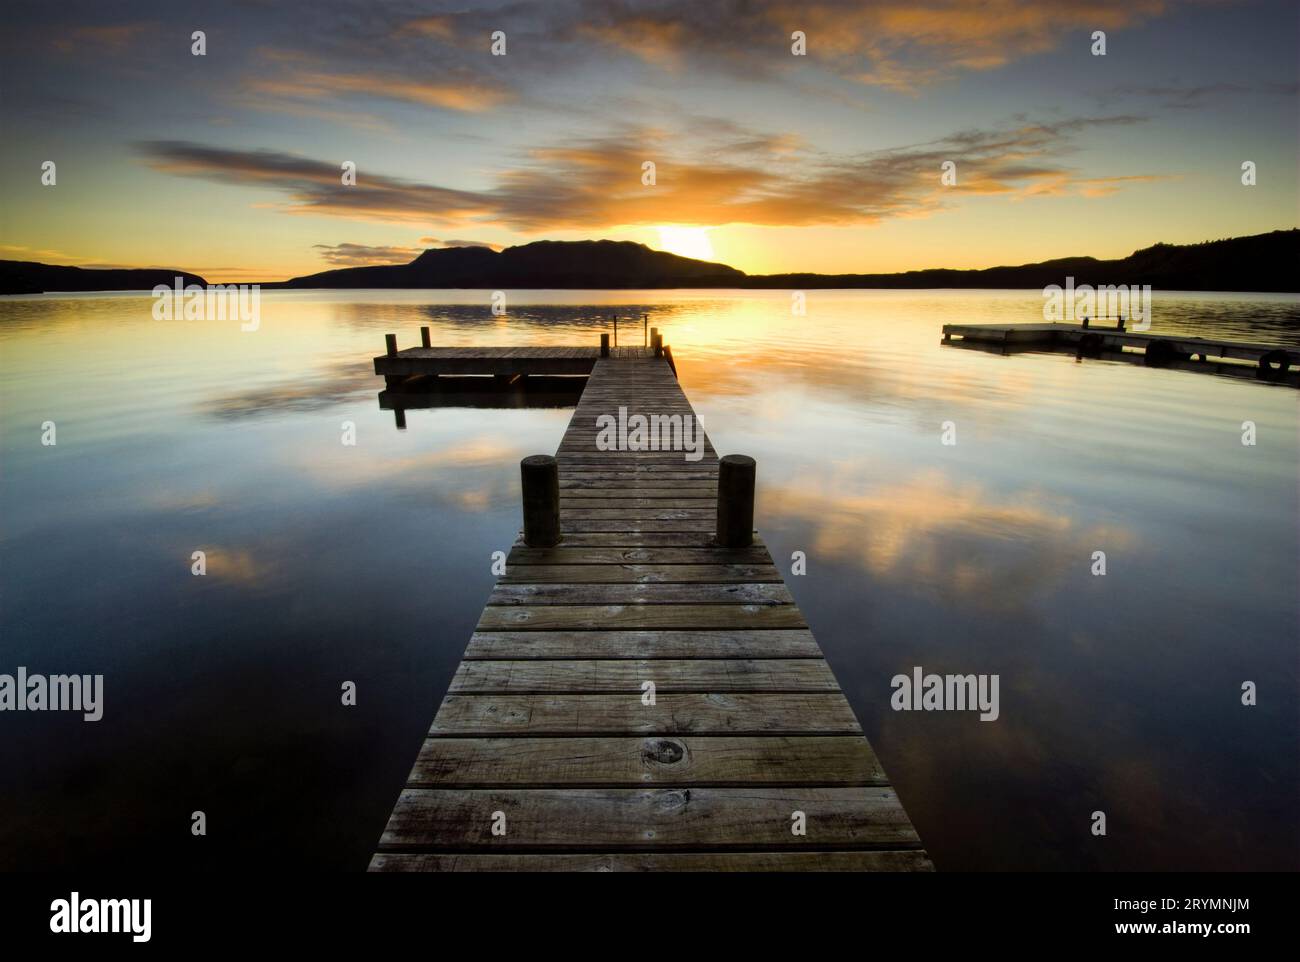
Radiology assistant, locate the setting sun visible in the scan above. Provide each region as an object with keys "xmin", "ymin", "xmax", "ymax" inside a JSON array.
[{"xmin": 656, "ymin": 226, "xmax": 715, "ymax": 262}]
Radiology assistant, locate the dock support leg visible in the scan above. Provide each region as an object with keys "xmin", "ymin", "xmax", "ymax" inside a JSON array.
[
  {"xmin": 716, "ymin": 454, "xmax": 756, "ymax": 549},
  {"xmin": 394, "ymin": 409, "xmax": 406, "ymax": 430},
  {"xmin": 521, "ymin": 455, "xmax": 560, "ymax": 547}
]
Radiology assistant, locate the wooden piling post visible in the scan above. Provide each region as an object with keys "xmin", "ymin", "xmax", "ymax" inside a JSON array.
[
  {"xmin": 600, "ymin": 333, "xmax": 610, "ymax": 357},
  {"xmin": 613, "ymin": 314, "xmax": 618, "ymax": 347},
  {"xmin": 521, "ymin": 455, "xmax": 560, "ymax": 547},
  {"xmin": 385, "ymin": 333, "xmax": 397, "ymax": 356},
  {"xmin": 716, "ymin": 454, "xmax": 755, "ymax": 549},
  {"xmin": 420, "ymin": 326, "xmax": 431, "ymax": 347},
  {"xmin": 643, "ymin": 313, "xmax": 649, "ymax": 347},
  {"xmin": 394, "ymin": 408, "xmax": 407, "ymax": 430},
  {"xmin": 653, "ymin": 332, "xmax": 663, "ymax": 358}
]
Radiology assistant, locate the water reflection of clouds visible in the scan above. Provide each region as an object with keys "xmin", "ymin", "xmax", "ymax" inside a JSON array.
[
  {"xmin": 675, "ymin": 344, "xmax": 1048, "ymax": 417},
  {"xmin": 193, "ymin": 546, "xmax": 277, "ymax": 586},
  {"xmin": 199, "ymin": 358, "xmax": 374, "ymax": 419},
  {"xmin": 293, "ymin": 434, "xmax": 533, "ymax": 514},
  {"xmin": 766, "ymin": 467, "xmax": 1135, "ymax": 608}
]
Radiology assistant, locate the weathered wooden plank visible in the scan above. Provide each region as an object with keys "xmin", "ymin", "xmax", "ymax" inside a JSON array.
[
  {"xmin": 559, "ymin": 497, "xmax": 716, "ymax": 509},
  {"xmin": 407, "ymin": 735, "xmax": 882, "ymax": 787},
  {"xmin": 507, "ymin": 544, "xmax": 771, "ymax": 564},
  {"xmin": 370, "ymin": 851, "xmax": 934, "ymax": 871},
  {"xmin": 559, "ymin": 452, "xmax": 722, "ymax": 462},
  {"xmin": 464, "ymin": 629, "xmax": 824, "ymax": 660},
  {"xmin": 487, "ymin": 583, "xmax": 794, "ymax": 606},
  {"xmin": 561, "ymin": 507, "xmax": 716, "ymax": 520},
  {"xmin": 557, "ymin": 451, "xmax": 715, "ymax": 460},
  {"xmin": 518, "ymin": 532, "xmax": 743, "ymax": 547},
  {"xmin": 499, "ymin": 564, "xmax": 782, "ymax": 583},
  {"xmin": 430, "ymin": 692, "xmax": 860, "ymax": 735},
  {"xmin": 561, "ymin": 469, "xmax": 719, "ymax": 479},
  {"xmin": 560, "ymin": 483, "xmax": 718, "ymax": 494},
  {"xmin": 449, "ymin": 659, "xmax": 838, "ymax": 693},
  {"xmin": 477, "ymin": 603, "xmax": 807, "ymax": 631},
  {"xmin": 558, "ymin": 521, "xmax": 717, "ymax": 533},
  {"xmin": 379, "ymin": 787, "xmax": 918, "ymax": 849}
]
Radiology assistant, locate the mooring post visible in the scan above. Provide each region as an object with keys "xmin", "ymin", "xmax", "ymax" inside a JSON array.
[
  {"xmin": 420, "ymin": 326, "xmax": 431, "ymax": 347},
  {"xmin": 385, "ymin": 333, "xmax": 397, "ymax": 356},
  {"xmin": 716, "ymin": 454, "xmax": 756, "ymax": 549},
  {"xmin": 600, "ymin": 332, "xmax": 610, "ymax": 357},
  {"xmin": 643, "ymin": 313, "xmax": 649, "ymax": 346},
  {"xmin": 1117, "ymin": 315, "xmax": 1126, "ymax": 332},
  {"xmin": 613, "ymin": 314, "xmax": 619, "ymax": 347},
  {"xmin": 521, "ymin": 455, "xmax": 560, "ymax": 547},
  {"xmin": 653, "ymin": 332, "xmax": 663, "ymax": 358}
]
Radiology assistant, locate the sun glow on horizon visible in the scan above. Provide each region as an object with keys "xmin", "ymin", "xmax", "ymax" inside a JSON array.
[{"xmin": 656, "ymin": 226, "xmax": 715, "ymax": 262}]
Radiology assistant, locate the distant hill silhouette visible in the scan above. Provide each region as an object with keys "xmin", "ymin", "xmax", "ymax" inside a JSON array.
[
  {"xmin": 0, "ymin": 260, "xmax": 207, "ymax": 295},
  {"xmin": 271, "ymin": 231, "xmax": 1298, "ymax": 292},
  {"xmin": 2, "ymin": 231, "xmax": 1295, "ymax": 295},
  {"xmin": 750, "ymin": 230, "xmax": 1299, "ymax": 292},
  {"xmin": 270, "ymin": 239, "xmax": 745, "ymax": 289}
]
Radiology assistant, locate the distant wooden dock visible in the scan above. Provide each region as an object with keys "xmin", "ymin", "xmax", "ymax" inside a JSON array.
[
  {"xmin": 368, "ymin": 333, "xmax": 931, "ymax": 872},
  {"xmin": 942, "ymin": 321, "xmax": 1297, "ymax": 377}
]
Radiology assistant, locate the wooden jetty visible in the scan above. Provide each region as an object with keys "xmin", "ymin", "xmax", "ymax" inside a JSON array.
[
  {"xmin": 375, "ymin": 344, "xmax": 602, "ymax": 382},
  {"xmin": 942, "ymin": 321, "xmax": 1297, "ymax": 374},
  {"xmin": 368, "ymin": 331, "xmax": 931, "ymax": 872}
]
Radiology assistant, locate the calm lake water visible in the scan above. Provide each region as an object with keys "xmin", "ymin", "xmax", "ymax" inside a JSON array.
[{"xmin": 1, "ymin": 289, "xmax": 1297, "ymax": 871}]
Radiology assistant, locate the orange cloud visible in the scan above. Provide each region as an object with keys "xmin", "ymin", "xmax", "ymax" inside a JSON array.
[
  {"xmin": 571, "ymin": 0, "xmax": 1176, "ymax": 91},
  {"xmin": 402, "ymin": 15, "xmax": 456, "ymax": 40},
  {"xmin": 52, "ymin": 22, "xmax": 153, "ymax": 54},
  {"xmin": 250, "ymin": 68, "xmax": 507, "ymax": 113},
  {"xmin": 137, "ymin": 113, "xmax": 1166, "ymax": 232}
]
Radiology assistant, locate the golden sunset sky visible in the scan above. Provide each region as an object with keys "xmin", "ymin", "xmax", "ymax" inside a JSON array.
[{"xmin": 1, "ymin": 0, "xmax": 1296, "ymax": 282}]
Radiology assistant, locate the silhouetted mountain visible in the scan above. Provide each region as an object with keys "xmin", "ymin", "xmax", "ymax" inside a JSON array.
[
  {"xmin": 0, "ymin": 260, "xmax": 207, "ymax": 295},
  {"xmin": 270, "ymin": 231, "xmax": 1297, "ymax": 292},
  {"xmin": 749, "ymin": 230, "xmax": 1299, "ymax": 292},
  {"xmin": 270, "ymin": 240, "xmax": 745, "ymax": 289},
  {"xmin": 3, "ymin": 230, "xmax": 1295, "ymax": 295}
]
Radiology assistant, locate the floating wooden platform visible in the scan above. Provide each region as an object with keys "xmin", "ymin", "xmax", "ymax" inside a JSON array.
[
  {"xmin": 942, "ymin": 322, "xmax": 1297, "ymax": 374},
  {"xmin": 374, "ymin": 344, "xmax": 657, "ymax": 380},
  {"xmin": 369, "ymin": 348, "xmax": 930, "ymax": 872}
]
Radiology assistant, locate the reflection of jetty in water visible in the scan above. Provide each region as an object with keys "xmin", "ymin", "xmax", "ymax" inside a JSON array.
[
  {"xmin": 942, "ymin": 322, "xmax": 1299, "ymax": 387},
  {"xmin": 379, "ymin": 374, "xmax": 587, "ymax": 427}
]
